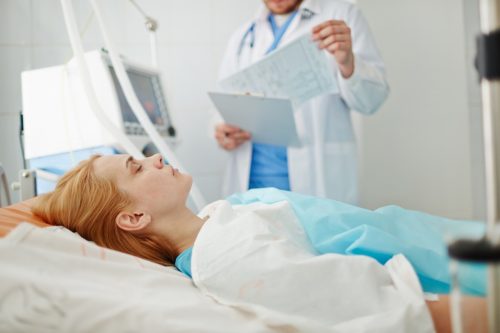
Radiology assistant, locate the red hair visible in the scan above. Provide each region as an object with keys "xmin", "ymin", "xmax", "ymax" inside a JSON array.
[{"xmin": 32, "ymin": 155, "xmax": 174, "ymax": 266}]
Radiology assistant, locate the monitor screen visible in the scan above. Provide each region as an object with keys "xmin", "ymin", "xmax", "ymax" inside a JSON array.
[{"xmin": 108, "ymin": 66, "xmax": 171, "ymax": 136}]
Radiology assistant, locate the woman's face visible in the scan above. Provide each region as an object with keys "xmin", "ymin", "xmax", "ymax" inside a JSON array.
[
  {"xmin": 264, "ymin": 0, "xmax": 301, "ymax": 15},
  {"xmin": 93, "ymin": 154, "xmax": 192, "ymax": 217}
]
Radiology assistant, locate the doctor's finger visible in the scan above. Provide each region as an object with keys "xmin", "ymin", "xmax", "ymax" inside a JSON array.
[
  {"xmin": 215, "ymin": 129, "xmax": 233, "ymax": 141},
  {"xmin": 224, "ymin": 138, "xmax": 242, "ymax": 150},
  {"xmin": 215, "ymin": 131, "xmax": 228, "ymax": 142},
  {"xmin": 229, "ymin": 131, "xmax": 252, "ymax": 140},
  {"xmin": 318, "ymin": 34, "xmax": 349, "ymax": 49},
  {"xmin": 228, "ymin": 136, "xmax": 250, "ymax": 145},
  {"xmin": 215, "ymin": 126, "xmax": 233, "ymax": 138},
  {"xmin": 230, "ymin": 137, "xmax": 250, "ymax": 147},
  {"xmin": 216, "ymin": 123, "xmax": 242, "ymax": 134},
  {"xmin": 233, "ymin": 137, "xmax": 250, "ymax": 148},
  {"xmin": 312, "ymin": 20, "xmax": 346, "ymax": 33},
  {"xmin": 327, "ymin": 41, "xmax": 351, "ymax": 53},
  {"xmin": 312, "ymin": 26, "xmax": 350, "ymax": 41},
  {"xmin": 215, "ymin": 134, "xmax": 243, "ymax": 149},
  {"xmin": 215, "ymin": 125, "xmax": 227, "ymax": 137},
  {"xmin": 216, "ymin": 135, "xmax": 234, "ymax": 149}
]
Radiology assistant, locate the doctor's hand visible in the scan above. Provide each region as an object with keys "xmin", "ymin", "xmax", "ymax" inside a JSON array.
[
  {"xmin": 215, "ymin": 123, "xmax": 251, "ymax": 151},
  {"xmin": 312, "ymin": 20, "xmax": 355, "ymax": 79}
]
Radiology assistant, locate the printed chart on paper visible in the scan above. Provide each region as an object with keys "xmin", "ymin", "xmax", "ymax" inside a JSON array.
[{"xmin": 219, "ymin": 34, "xmax": 339, "ymax": 105}]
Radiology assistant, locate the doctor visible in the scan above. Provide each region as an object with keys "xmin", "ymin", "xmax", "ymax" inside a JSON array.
[{"xmin": 214, "ymin": 0, "xmax": 389, "ymax": 204}]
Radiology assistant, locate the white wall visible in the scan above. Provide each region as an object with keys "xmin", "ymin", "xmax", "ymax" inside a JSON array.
[
  {"xmin": 0, "ymin": 0, "xmax": 32, "ymax": 205},
  {"xmin": 461, "ymin": 0, "xmax": 486, "ymax": 220},
  {"xmin": 0, "ymin": 0, "xmax": 259, "ymax": 205},
  {"xmin": 356, "ymin": 0, "xmax": 483, "ymax": 219},
  {"xmin": 0, "ymin": 0, "xmax": 484, "ymax": 219}
]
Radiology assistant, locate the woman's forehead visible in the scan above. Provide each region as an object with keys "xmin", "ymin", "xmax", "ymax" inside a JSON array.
[{"xmin": 93, "ymin": 155, "xmax": 128, "ymax": 180}]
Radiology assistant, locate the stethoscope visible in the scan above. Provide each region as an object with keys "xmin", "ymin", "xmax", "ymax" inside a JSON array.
[{"xmin": 237, "ymin": 8, "xmax": 315, "ymax": 57}]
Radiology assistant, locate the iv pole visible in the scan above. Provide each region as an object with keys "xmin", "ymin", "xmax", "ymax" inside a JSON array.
[
  {"xmin": 479, "ymin": 0, "xmax": 500, "ymax": 331},
  {"xmin": 448, "ymin": 0, "xmax": 500, "ymax": 332}
]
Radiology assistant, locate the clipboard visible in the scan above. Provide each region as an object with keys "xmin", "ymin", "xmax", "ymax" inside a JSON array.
[{"xmin": 208, "ymin": 92, "xmax": 301, "ymax": 147}]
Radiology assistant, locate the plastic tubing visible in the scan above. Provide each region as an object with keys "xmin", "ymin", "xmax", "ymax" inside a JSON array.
[
  {"xmin": 89, "ymin": 0, "xmax": 207, "ymax": 210},
  {"xmin": 60, "ymin": 0, "xmax": 143, "ymax": 159}
]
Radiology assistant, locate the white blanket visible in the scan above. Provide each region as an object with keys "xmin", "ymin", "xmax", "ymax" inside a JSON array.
[
  {"xmin": 1, "ymin": 222, "xmax": 324, "ymax": 333},
  {"xmin": 192, "ymin": 200, "xmax": 436, "ymax": 333}
]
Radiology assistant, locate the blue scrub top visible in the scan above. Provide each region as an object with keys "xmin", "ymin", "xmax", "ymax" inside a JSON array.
[{"xmin": 248, "ymin": 11, "xmax": 298, "ymax": 191}]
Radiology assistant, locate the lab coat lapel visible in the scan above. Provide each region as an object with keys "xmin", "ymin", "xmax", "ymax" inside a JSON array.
[
  {"xmin": 280, "ymin": 0, "xmax": 321, "ymax": 44},
  {"xmin": 279, "ymin": 11, "xmax": 301, "ymax": 44},
  {"xmin": 249, "ymin": 0, "xmax": 322, "ymax": 63},
  {"xmin": 252, "ymin": 22, "xmax": 274, "ymax": 62}
]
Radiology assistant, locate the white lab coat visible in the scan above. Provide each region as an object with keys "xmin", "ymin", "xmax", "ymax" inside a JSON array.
[{"xmin": 218, "ymin": 0, "xmax": 389, "ymax": 204}]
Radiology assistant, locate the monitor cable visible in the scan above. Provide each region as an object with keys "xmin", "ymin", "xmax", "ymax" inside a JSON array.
[{"xmin": 18, "ymin": 111, "xmax": 27, "ymax": 170}]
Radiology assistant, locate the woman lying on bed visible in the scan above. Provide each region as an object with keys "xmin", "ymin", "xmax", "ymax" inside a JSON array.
[{"xmin": 33, "ymin": 153, "xmax": 487, "ymax": 333}]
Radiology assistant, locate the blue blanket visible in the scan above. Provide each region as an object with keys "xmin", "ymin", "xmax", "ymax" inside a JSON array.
[{"xmin": 227, "ymin": 188, "xmax": 486, "ymax": 296}]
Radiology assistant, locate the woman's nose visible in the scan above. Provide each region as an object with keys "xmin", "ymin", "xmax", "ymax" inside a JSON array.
[{"xmin": 151, "ymin": 153, "xmax": 163, "ymax": 169}]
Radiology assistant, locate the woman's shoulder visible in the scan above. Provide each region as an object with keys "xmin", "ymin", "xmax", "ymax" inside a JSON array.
[{"xmin": 197, "ymin": 200, "xmax": 229, "ymax": 219}]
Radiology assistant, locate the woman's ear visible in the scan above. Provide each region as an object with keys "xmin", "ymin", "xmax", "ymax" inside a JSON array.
[{"xmin": 116, "ymin": 211, "xmax": 152, "ymax": 232}]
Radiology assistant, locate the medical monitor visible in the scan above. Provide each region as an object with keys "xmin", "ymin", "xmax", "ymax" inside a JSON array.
[
  {"xmin": 108, "ymin": 63, "xmax": 174, "ymax": 138},
  {"xmin": 22, "ymin": 49, "xmax": 176, "ymax": 159}
]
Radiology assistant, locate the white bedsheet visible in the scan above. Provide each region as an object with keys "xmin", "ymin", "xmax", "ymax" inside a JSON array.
[
  {"xmin": 0, "ymin": 222, "xmax": 321, "ymax": 333},
  {"xmin": 192, "ymin": 200, "xmax": 436, "ymax": 333}
]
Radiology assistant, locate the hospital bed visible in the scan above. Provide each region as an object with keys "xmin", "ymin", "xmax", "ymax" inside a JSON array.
[{"xmin": 0, "ymin": 187, "xmax": 494, "ymax": 333}]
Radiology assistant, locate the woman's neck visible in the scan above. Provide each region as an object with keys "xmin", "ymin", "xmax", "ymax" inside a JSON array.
[{"xmin": 154, "ymin": 207, "xmax": 205, "ymax": 257}]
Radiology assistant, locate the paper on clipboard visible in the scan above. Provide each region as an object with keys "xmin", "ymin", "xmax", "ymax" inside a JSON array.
[
  {"xmin": 218, "ymin": 33, "xmax": 338, "ymax": 105},
  {"xmin": 208, "ymin": 92, "xmax": 301, "ymax": 147}
]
